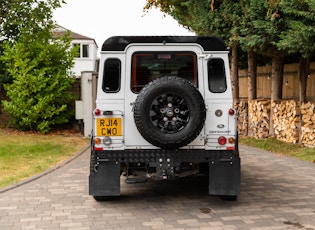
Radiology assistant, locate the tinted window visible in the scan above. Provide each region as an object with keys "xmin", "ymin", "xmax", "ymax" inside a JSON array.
[
  {"xmin": 131, "ymin": 52, "xmax": 197, "ymax": 92},
  {"xmin": 208, "ymin": 58, "xmax": 227, "ymax": 93},
  {"xmin": 102, "ymin": 58, "xmax": 121, "ymax": 93}
]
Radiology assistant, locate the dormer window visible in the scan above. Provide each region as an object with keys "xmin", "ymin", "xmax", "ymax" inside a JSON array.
[{"xmin": 73, "ymin": 43, "xmax": 89, "ymax": 58}]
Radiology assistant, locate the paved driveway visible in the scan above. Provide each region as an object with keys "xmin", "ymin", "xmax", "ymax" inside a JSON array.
[{"xmin": 1, "ymin": 145, "xmax": 315, "ymax": 230}]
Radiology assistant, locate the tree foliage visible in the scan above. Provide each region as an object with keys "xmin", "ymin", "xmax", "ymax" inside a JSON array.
[
  {"xmin": 1, "ymin": 31, "xmax": 77, "ymax": 133},
  {"xmin": 277, "ymin": 0, "xmax": 315, "ymax": 58},
  {"xmin": 0, "ymin": 0, "xmax": 64, "ymax": 83},
  {"xmin": 0, "ymin": 0, "xmax": 64, "ymax": 41},
  {"xmin": 0, "ymin": 0, "xmax": 77, "ymax": 133}
]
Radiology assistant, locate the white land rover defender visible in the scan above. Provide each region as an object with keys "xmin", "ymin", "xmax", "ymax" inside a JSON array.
[{"xmin": 89, "ymin": 36, "xmax": 240, "ymax": 201}]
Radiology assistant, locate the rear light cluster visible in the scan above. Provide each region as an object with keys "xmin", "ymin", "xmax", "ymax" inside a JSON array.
[
  {"xmin": 218, "ymin": 136, "xmax": 235, "ymax": 145},
  {"xmin": 94, "ymin": 109, "xmax": 101, "ymax": 116},
  {"xmin": 228, "ymin": 108, "xmax": 235, "ymax": 116},
  {"xmin": 216, "ymin": 108, "xmax": 236, "ymax": 149},
  {"xmin": 93, "ymin": 109, "xmax": 113, "ymax": 148},
  {"xmin": 94, "ymin": 109, "xmax": 114, "ymax": 116},
  {"xmin": 215, "ymin": 108, "xmax": 236, "ymax": 117},
  {"xmin": 94, "ymin": 137, "xmax": 112, "ymax": 146}
]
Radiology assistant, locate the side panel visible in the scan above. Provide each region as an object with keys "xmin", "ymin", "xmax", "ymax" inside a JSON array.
[{"xmin": 202, "ymin": 53, "xmax": 237, "ymax": 150}]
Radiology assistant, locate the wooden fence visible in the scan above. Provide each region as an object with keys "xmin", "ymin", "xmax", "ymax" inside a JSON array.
[{"xmin": 238, "ymin": 62, "xmax": 315, "ymax": 100}]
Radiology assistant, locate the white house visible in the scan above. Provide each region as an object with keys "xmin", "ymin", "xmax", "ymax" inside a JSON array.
[{"xmin": 53, "ymin": 25, "xmax": 99, "ymax": 77}]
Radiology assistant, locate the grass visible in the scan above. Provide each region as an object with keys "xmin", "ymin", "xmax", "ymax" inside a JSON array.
[
  {"xmin": 0, "ymin": 128, "xmax": 89, "ymax": 189},
  {"xmin": 239, "ymin": 136, "xmax": 315, "ymax": 163},
  {"xmin": 1, "ymin": 128, "xmax": 313, "ymax": 189}
]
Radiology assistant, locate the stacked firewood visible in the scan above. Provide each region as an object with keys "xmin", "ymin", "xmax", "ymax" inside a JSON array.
[
  {"xmin": 234, "ymin": 101, "xmax": 248, "ymax": 136},
  {"xmin": 248, "ymin": 100, "xmax": 270, "ymax": 139},
  {"xmin": 272, "ymin": 100, "xmax": 300, "ymax": 143},
  {"xmin": 300, "ymin": 102, "xmax": 315, "ymax": 147},
  {"xmin": 234, "ymin": 99, "xmax": 314, "ymax": 147}
]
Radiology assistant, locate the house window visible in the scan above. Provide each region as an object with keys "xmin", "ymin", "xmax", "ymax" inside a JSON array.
[
  {"xmin": 73, "ymin": 43, "xmax": 80, "ymax": 58},
  {"xmin": 82, "ymin": 44, "xmax": 89, "ymax": 58},
  {"xmin": 73, "ymin": 43, "xmax": 89, "ymax": 58}
]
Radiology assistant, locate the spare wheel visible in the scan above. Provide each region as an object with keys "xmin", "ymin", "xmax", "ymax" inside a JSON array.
[{"xmin": 133, "ymin": 76, "xmax": 206, "ymax": 149}]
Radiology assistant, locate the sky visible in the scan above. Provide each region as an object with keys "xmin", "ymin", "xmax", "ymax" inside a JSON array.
[{"xmin": 53, "ymin": 0, "xmax": 195, "ymax": 49}]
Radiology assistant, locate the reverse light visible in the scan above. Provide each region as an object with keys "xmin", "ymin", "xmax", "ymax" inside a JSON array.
[
  {"xmin": 215, "ymin": 109, "xmax": 223, "ymax": 117},
  {"xmin": 218, "ymin": 136, "xmax": 227, "ymax": 145},
  {"xmin": 103, "ymin": 136, "xmax": 112, "ymax": 145},
  {"xmin": 94, "ymin": 109, "xmax": 101, "ymax": 116},
  {"xmin": 229, "ymin": 108, "xmax": 235, "ymax": 116}
]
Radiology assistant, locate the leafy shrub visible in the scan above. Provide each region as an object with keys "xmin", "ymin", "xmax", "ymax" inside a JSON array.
[{"xmin": 1, "ymin": 31, "xmax": 77, "ymax": 133}]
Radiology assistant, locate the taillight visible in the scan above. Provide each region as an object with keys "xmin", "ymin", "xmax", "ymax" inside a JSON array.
[
  {"xmin": 229, "ymin": 108, "xmax": 235, "ymax": 116},
  {"xmin": 218, "ymin": 136, "xmax": 227, "ymax": 145},
  {"xmin": 94, "ymin": 137, "xmax": 101, "ymax": 145},
  {"xmin": 94, "ymin": 109, "xmax": 101, "ymax": 116},
  {"xmin": 228, "ymin": 137, "xmax": 235, "ymax": 144}
]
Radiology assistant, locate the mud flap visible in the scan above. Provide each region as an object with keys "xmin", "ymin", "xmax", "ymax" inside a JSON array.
[
  {"xmin": 89, "ymin": 162, "xmax": 120, "ymax": 196},
  {"xmin": 208, "ymin": 157, "xmax": 240, "ymax": 196}
]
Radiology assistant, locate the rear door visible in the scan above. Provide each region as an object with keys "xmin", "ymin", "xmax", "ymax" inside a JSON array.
[{"xmin": 124, "ymin": 44, "xmax": 205, "ymax": 148}]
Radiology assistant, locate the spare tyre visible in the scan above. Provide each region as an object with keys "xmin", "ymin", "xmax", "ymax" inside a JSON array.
[{"xmin": 134, "ymin": 76, "xmax": 206, "ymax": 149}]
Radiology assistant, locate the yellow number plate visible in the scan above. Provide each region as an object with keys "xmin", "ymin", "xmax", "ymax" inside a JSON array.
[{"xmin": 96, "ymin": 118, "xmax": 122, "ymax": 136}]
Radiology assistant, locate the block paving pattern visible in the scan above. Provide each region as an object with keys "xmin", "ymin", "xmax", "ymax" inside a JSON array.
[{"xmin": 0, "ymin": 145, "xmax": 315, "ymax": 230}]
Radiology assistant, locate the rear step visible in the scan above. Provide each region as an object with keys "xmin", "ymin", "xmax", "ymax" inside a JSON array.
[{"xmin": 125, "ymin": 177, "xmax": 148, "ymax": 184}]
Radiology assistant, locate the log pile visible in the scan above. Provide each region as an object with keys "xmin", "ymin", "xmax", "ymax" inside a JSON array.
[
  {"xmin": 234, "ymin": 99, "xmax": 314, "ymax": 148},
  {"xmin": 272, "ymin": 100, "xmax": 300, "ymax": 144},
  {"xmin": 248, "ymin": 100, "xmax": 270, "ymax": 139},
  {"xmin": 300, "ymin": 102, "xmax": 315, "ymax": 147},
  {"xmin": 234, "ymin": 101, "xmax": 248, "ymax": 136}
]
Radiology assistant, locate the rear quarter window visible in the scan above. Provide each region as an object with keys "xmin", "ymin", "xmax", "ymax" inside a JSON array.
[
  {"xmin": 102, "ymin": 58, "xmax": 121, "ymax": 93},
  {"xmin": 208, "ymin": 58, "xmax": 227, "ymax": 93}
]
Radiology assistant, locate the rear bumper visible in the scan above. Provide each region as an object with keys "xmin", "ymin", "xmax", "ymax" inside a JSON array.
[{"xmin": 93, "ymin": 148, "xmax": 239, "ymax": 163}]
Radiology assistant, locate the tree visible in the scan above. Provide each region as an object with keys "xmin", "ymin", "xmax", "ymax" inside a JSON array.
[
  {"xmin": 0, "ymin": 0, "xmax": 64, "ymax": 83},
  {"xmin": 0, "ymin": 0, "xmax": 64, "ymax": 41},
  {"xmin": 1, "ymin": 30, "xmax": 77, "ymax": 133},
  {"xmin": 276, "ymin": 0, "xmax": 315, "ymax": 144},
  {"xmin": 0, "ymin": 0, "xmax": 77, "ymax": 133},
  {"xmin": 277, "ymin": 0, "xmax": 315, "ymax": 103}
]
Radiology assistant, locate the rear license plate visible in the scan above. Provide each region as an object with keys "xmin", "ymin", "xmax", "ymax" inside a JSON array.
[{"xmin": 96, "ymin": 118, "xmax": 122, "ymax": 136}]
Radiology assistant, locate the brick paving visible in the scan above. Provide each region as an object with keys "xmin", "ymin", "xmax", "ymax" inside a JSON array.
[{"xmin": 0, "ymin": 145, "xmax": 315, "ymax": 230}]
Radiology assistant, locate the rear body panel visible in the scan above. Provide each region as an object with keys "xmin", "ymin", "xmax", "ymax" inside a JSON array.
[{"xmin": 90, "ymin": 36, "xmax": 240, "ymax": 198}]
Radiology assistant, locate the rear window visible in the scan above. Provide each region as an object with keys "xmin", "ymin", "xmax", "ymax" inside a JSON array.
[
  {"xmin": 208, "ymin": 58, "xmax": 227, "ymax": 93},
  {"xmin": 102, "ymin": 58, "xmax": 121, "ymax": 93},
  {"xmin": 131, "ymin": 51, "xmax": 197, "ymax": 92}
]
